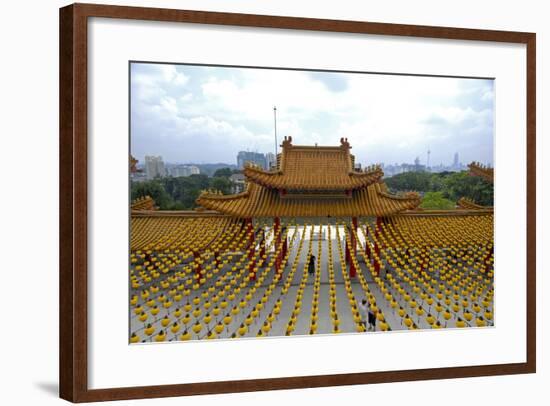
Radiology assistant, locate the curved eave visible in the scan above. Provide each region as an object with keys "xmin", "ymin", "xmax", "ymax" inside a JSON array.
[
  {"xmin": 131, "ymin": 195, "xmax": 157, "ymax": 211},
  {"xmin": 367, "ymin": 183, "xmax": 421, "ymax": 216},
  {"xmin": 195, "ymin": 182, "xmax": 420, "ymax": 218},
  {"xmin": 196, "ymin": 190, "xmax": 254, "ymax": 218},
  {"xmin": 457, "ymin": 197, "xmax": 493, "ymax": 210},
  {"xmin": 468, "ymin": 162, "xmax": 494, "ymax": 183},
  {"xmin": 398, "ymin": 207, "xmax": 494, "ymax": 217},
  {"xmin": 242, "ymin": 165, "xmax": 384, "ymax": 190}
]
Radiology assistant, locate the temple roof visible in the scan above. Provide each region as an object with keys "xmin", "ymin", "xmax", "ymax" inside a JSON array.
[
  {"xmin": 196, "ymin": 181, "xmax": 420, "ymax": 218},
  {"xmin": 457, "ymin": 197, "xmax": 492, "ymax": 210},
  {"xmin": 131, "ymin": 214, "xmax": 235, "ymax": 251},
  {"xmin": 243, "ymin": 136, "xmax": 383, "ymax": 190},
  {"xmin": 131, "ymin": 195, "xmax": 157, "ymax": 211},
  {"xmin": 130, "ymin": 155, "xmax": 138, "ymax": 173},
  {"xmin": 468, "ymin": 162, "xmax": 494, "ymax": 183}
]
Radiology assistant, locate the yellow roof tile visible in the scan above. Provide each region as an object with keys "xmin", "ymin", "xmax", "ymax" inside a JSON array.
[
  {"xmin": 243, "ymin": 137, "xmax": 383, "ymax": 190},
  {"xmin": 197, "ymin": 182, "xmax": 420, "ymax": 218}
]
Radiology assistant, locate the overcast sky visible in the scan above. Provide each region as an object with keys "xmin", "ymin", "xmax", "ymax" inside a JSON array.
[{"xmin": 130, "ymin": 62, "xmax": 494, "ymax": 167}]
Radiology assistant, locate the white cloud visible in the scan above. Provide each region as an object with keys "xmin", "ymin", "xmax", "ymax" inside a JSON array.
[{"xmin": 130, "ymin": 63, "xmax": 494, "ymax": 166}]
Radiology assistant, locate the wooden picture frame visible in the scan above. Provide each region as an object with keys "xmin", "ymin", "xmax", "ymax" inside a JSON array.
[{"xmin": 59, "ymin": 3, "xmax": 536, "ymax": 402}]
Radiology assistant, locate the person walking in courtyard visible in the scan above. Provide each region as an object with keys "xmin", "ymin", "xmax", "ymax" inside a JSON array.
[
  {"xmin": 368, "ymin": 308, "xmax": 377, "ymax": 331},
  {"xmin": 359, "ymin": 299, "xmax": 369, "ymax": 330},
  {"xmin": 308, "ymin": 254, "xmax": 316, "ymax": 275}
]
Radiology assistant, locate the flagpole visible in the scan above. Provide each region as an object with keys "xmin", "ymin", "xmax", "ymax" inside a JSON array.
[{"xmin": 273, "ymin": 106, "xmax": 278, "ymax": 157}]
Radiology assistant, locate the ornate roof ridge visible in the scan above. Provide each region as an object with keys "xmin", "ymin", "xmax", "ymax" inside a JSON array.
[
  {"xmin": 243, "ymin": 162, "xmax": 282, "ymax": 175},
  {"xmin": 378, "ymin": 190, "xmax": 421, "ymax": 202},
  {"xmin": 457, "ymin": 196, "xmax": 492, "ymax": 210},
  {"xmin": 198, "ymin": 188, "xmax": 250, "ymax": 200},
  {"xmin": 349, "ymin": 165, "xmax": 384, "ymax": 177},
  {"xmin": 468, "ymin": 161, "xmax": 494, "ymax": 183},
  {"xmin": 376, "ymin": 183, "xmax": 421, "ymax": 202},
  {"xmin": 131, "ymin": 195, "xmax": 157, "ymax": 211}
]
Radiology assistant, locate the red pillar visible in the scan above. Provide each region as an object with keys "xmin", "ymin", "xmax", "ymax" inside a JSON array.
[
  {"xmin": 345, "ymin": 240, "xmax": 350, "ymax": 264},
  {"xmin": 374, "ymin": 243, "xmax": 381, "ymax": 275},
  {"xmin": 259, "ymin": 232, "xmax": 266, "ymax": 258},
  {"xmin": 364, "ymin": 224, "xmax": 371, "ymax": 260}
]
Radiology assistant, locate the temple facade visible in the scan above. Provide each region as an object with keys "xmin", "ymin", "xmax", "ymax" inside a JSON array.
[
  {"xmin": 128, "ymin": 139, "xmax": 494, "ymax": 342},
  {"xmin": 197, "ymin": 137, "xmax": 420, "ymax": 218}
]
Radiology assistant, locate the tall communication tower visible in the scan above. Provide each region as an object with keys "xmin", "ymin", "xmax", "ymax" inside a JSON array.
[{"xmin": 427, "ymin": 149, "xmax": 431, "ymax": 170}]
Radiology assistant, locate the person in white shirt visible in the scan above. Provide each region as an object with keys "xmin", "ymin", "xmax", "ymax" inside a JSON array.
[{"xmin": 358, "ymin": 299, "xmax": 369, "ymax": 330}]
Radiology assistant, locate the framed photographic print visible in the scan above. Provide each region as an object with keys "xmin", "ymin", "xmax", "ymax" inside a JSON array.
[{"xmin": 59, "ymin": 3, "xmax": 536, "ymax": 402}]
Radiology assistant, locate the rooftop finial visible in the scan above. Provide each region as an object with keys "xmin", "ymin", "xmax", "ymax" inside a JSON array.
[
  {"xmin": 281, "ymin": 135, "xmax": 292, "ymax": 148},
  {"xmin": 340, "ymin": 137, "xmax": 350, "ymax": 149}
]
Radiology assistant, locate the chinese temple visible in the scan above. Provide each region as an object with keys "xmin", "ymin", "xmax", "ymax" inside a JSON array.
[
  {"xmin": 197, "ymin": 137, "xmax": 420, "ymax": 218},
  {"xmin": 129, "ymin": 139, "xmax": 494, "ymax": 343}
]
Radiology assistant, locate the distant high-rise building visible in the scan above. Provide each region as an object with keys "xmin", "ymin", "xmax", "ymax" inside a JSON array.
[
  {"xmin": 168, "ymin": 164, "xmax": 200, "ymax": 177},
  {"xmin": 453, "ymin": 152, "xmax": 459, "ymax": 168},
  {"xmin": 265, "ymin": 152, "xmax": 276, "ymax": 170},
  {"xmin": 145, "ymin": 156, "xmax": 166, "ymax": 179},
  {"xmin": 230, "ymin": 173, "xmax": 246, "ymax": 193},
  {"xmin": 188, "ymin": 165, "xmax": 200, "ymax": 175},
  {"xmin": 237, "ymin": 151, "xmax": 267, "ymax": 169},
  {"xmin": 427, "ymin": 149, "xmax": 431, "ymax": 170}
]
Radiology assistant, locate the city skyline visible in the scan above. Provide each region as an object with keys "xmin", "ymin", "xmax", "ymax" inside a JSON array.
[
  {"xmin": 135, "ymin": 150, "xmax": 483, "ymax": 167},
  {"xmin": 131, "ymin": 63, "xmax": 494, "ymax": 167},
  {"xmin": 135, "ymin": 149, "xmax": 478, "ymax": 180}
]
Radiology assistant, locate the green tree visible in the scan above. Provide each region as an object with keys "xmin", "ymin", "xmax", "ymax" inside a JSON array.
[
  {"xmin": 385, "ymin": 171, "xmax": 431, "ymax": 192},
  {"xmin": 442, "ymin": 172, "xmax": 494, "ymax": 206},
  {"xmin": 210, "ymin": 177, "xmax": 233, "ymax": 195},
  {"xmin": 428, "ymin": 172, "xmax": 448, "ymax": 192},
  {"xmin": 213, "ymin": 167, "xmax": 234, "ymax": 178},
  {"xmin": 420, "ymin": 191, "xmax": 455, "ymax": 210},
  {"xmin": 385, "ymin": 170, "xmax": 494, "ymax": 206},
  {"xmin": 166, "ymin": 174, "xmax": 209, "ymax": 209},
  {"xmin": 131, "ymin": 180, "xmax": 173, "ymax": 209}
]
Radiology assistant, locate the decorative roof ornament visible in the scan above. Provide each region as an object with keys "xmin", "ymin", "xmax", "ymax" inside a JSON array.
[
  {"xmin": 131, "ymin": 195, "xmax": 157, "ymax": 211},
  {"xmin": 340, "ymin": 137, "xmax": 351, "ymax": 150},
  {"xmin": 130, "ymin": 155, "xmax": 139, "ymax": 173},
  {"xmin": 281, "ymin": 136, "xmax": 293, "ymax": 149}
]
